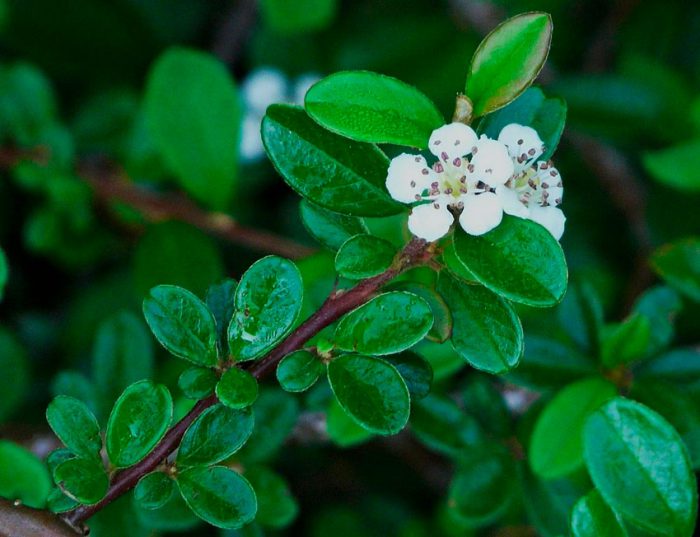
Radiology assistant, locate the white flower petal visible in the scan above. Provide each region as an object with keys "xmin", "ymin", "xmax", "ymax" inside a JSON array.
[
  {"xmin": 529, "ymin": 205, "xmax": 566, "ymax": 240},
  {"xmin": 242, "ymin": 68, "xmax": 288, "ymax": 115},
  {"xmin": 535, "ymin": 162, "xmax": 564, "ymax": 206},
  {"xmin": 293, "ymin": 73, "xmax": 321, "ymax": 104},
  {"xmin": 496, "ymin": 186, "xmax": 529, "ymax": 218},
  {"xmin": 458, "ymin": 192, "xmax": 504, "ymax": 236},
  {"xmin": 498, "ymin": 123, "xmax": 544, "ymax": 173},
  {"xmin": 408, "ymin": 203, "xmax": 454, "ymax": 242},
  {"xmin": 385, "ymin": 153, "xmax": 434, "ymax": 203},
  {"xmin": 470, "ymin": 138, "xmax": 514, "ymax": 185},
  {"xmin": 429, "ymin": 123, "xmax": 478, "ymax": 162},
  {"xmin": 240, "ymin": 114, "xmax": 265, "ymax": 161}
]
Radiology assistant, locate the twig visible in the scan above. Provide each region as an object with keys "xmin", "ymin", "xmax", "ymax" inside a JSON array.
[{"xmin": 60, "ymin": 238, "xmax": 432, "ymax": 530}]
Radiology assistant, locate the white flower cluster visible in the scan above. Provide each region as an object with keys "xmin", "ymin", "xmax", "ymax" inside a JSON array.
[
  {"xmin": 385, "ymin": 122, "xmax": 565, "ymax": 242},
  {"xmin": 241, "ymin": 67, "xmax": 320, "ymax": 161}
]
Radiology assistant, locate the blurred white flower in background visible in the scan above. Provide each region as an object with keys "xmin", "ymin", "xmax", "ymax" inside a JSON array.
[{"xmin": 240, "ymin": 67, "xmax": 320, "ymax": 162}]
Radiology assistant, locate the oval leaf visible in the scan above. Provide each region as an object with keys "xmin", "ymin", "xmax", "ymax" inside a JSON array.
[
  {"xmin": 305, "ymin": 70, "xmax": 443, "ymax": 148},
  {"xmin": 143, "ymin": 285, "xmax": 218, "ymax": 367},
  {"xmin": 216, "ymin": 368, "xmax": 259, "ymax": 409},
  {"xmin": 327, "ymin": 354, "xmax": 410, "ymax": 435},
  {"xmin": 178, "ymin": 366, "xmax": 218, "ymax": 400},
  {"xmin": 54, "ymin": 457, "xmax": 108, "ymax": 505},
  {"xmin": 388, "ymin": 281, "xmax": 452, "ymax": 343},
  {"xmin": 467, "ymin": 12, "xmax": 553, "ymax": 116},
  {"xmin": 276, "ymin": 350, "xmax": 324, "ymax": 393},
  {"xmin": 452, "ymin": 215, "xmax": 568, "ymax": 307},
  {"xmin": 335, "ymin": 234, "xmax": 395, "ymax": 280},
  {"xmin": 46, "ymin": 395, "xmax": 101, "ymax": 460},
  {"xmin": 0, "ymin": 441, "xmax": 52, "ymax": 509},
  {"xmin": 383, "ymin": 351, "xmax": 433, "ymax": 399},
  {"xmin": 261, "ymin": 104, "xmax": 401, "ymax": 217},
  {"xmin": 106, "ymin": 380, "xmax": 173, "ymax": 468},
  {"xmin": 177, "ymin": 466, "xmax": 257, "ymax": 530},
  {"xmin": 244, "ymin": 465, "xmax": 299, "ymax": 529},
  {"xmin": 583, "ymin": 398, "xmax": 698, "ymax": 536},
  {"xmin": 650, "ymin": 239, "xmax": 700, "ymax": 302},
  {"xmin": 228, "ymin": 256, "xmax": 303, "ymax": 361},
  {"xmin": 570, "ymin": 490, "xmax": 629, "ymax": 537},
  {"xmin": 334, "ymin": 291, "xmax": 433, "ymax": 355},
  {"xmin": 437, "ymin": 273, "xmax": 523, "ymax": 374},
  {"xmin": 300, "ymin": 200, "xmax": 369, "ymax": 251},
  {"xmin": 134, "ymin": 472, "xmax": 175, "ymax": 510},
  {"xmin": 177, "ymin": 404, "xmax": 254, "ymax": 467}
]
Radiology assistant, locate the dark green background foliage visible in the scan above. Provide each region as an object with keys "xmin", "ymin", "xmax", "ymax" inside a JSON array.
[{"xmin": 0, "ymin": 0, "xmax": 699, "ymax": 536}]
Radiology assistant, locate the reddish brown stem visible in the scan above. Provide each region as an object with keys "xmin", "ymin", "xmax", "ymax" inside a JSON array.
[{"xmin": 60, "ymin": 238, "xmax": 431, "ymax": 530}]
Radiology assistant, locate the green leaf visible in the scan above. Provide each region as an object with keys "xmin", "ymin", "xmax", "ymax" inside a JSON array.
[
  {"xmin": 643, "ymin": 138, "xmax": 700, "ymax": 192},
  {"xmin": 261, "ymin": 104, "xmax": 401, "ymax": 217},
  {"xmin": 334, "ymin": 234, "xmax": 395, "ymax": 279},
  {"xmin": 0, "ymin": 441, "xmax": 51, "ymax": 508},
  {"xmin": 466, "ymin": 12, "xmax": 553, "ymax": 117},
  {"xmin": 461, "ymin": 375, "xmax": 511, "ymax": 438},
  {"xmin": 0, "ymin": 328, "xmax": 30, "ymax": 422},
  {"xmin": 177, "ymin": 466, "xmax": 257, "ymax": 530},
  {"xmin": 305, "ymin": 70, "xmax": 443, "ymax": 148},
  {"xmin": 334, "ymin": 291, "xmax": 433, "ymax": 355},
  {"xmin": 216, "ymin": 368, "xmax": 259, "ymax": 409},
  {"xmin": 411, "ymin": 394, "xmax": 483, "ymax": 456},
  {"xmin": 134, "ymin": 486, "xmax": 199, "ymax": 531},
  {"xmin": 448, "ymin": 444, "xmax": 516, "ymax": 526},
  {"xmin": 46, "ymin": 449, "xmax": 74, "ymax": 478},
  {"xmin": 92, "ymin": 311, "xmax": 154, "ymax": 408},
  {"xmin": 145, "ymin": 47, "xmax": 241, "ymax": 209},
  {"xmin": 177, "ymin": 404, "xmax": 254, "ymax": 467},
  {"xmin": 571, "ymin": 490, "xmax": 629, "ymax": 537},
  {"xmin": 508, "ymin": 336, "xmax": 597, "ymax": 389},
  {"xmin": 46, "ymin": 487, "xmax": 78, "ymax": 513},
  {"xmin": 600, "ymin": 314, "xmax": 652, "ymax": 368},
  {"xmin": 134, "ymin": 472, "xmax": 175, "ymax": 510},
  {"xmin": 651, "ymin": 239, "xmax": 700, "ymax": 302},
  {"xmin": 388, "ymin": 281, "xmax": 452, "ymax": 343},
  {"xmin": 632, "ymin": 286, "xmax": 682, "ymax": 358},
  {"xmin": 478, "ymin": 86, "xmax": 566, "ymax": 160},
  {"xmin": 259, "ymin": 0, "xmax": 337, "ymax": 34},
  {"xmin": 245, "ymin": 466, "xmax": 298, "ymax": 529},
  {"xmin": 46, "ymin": 396, "xmax": 102, "ymax": 460},
  {"xmin": 583, "ymin": 398, "xmax": 698, "ymax": 536},
  {"xmin": 383, "ymin": 351, "xmax": 433, "ymax": 399},
  {"xmin": 636, "ymin": 348, "xmax": 700, "ymax": 385},
  {"xmin": 529, "ymin": 378, "xmax": 616, "ymax": 479},
  {"xmin": 143, "ymin": 285, "xmax": 218, "ymax": 367},
  {"xmin": 0, "ymin": 246, "xmax": 7, "ymax": 300},
  {"xmin": 327, "ymin": 354, "xmax": 410, "ymax": 435},
  {"xmin": 326, "ymin": 397, "xmax": 373, "ymax": 447},
  {"xmin": 299, "ymin": 200, "xmax": 369, "ymax": 251},
  {"xmin": 276, "ymin": 350, "xmax": 324, "ymax": 393},
  {"xmin": 106, "ymin": 380, "xmax": 173, "ymax": 468},
  {"xmin": 228, "ymin": 256, "xmax": 303, "ymax": 361},
  {"xmin": 178, "ymin": 366, "xmax": 218, "ymax": 400},
  {"xmin": 437, "ymin": 273, "xmax": 523, "ymax": 374},
  {"xmin": 442, "ymin": 237, "xmax": 479, "ymax": 283},
  {"xmin": 54, "ymin": 457, "xmax": 108, "ymax": 505},
  {"xmin": 206, "ymin": 279, "xmax": 238, "ymax": 350},
  {"xmin": 452, "ymin": 215, "xmax": 568, "ymax": 307},
  {"xmin": 557, "ymin": 281, "xmax": 604, "ymax": 353}
]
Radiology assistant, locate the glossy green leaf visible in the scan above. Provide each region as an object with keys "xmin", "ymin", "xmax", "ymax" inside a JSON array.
[
  {"xmin": 177, "ymin": 466, "xmax": 257, "ymax": 529},
  {"xmin": 383, "ymin": 351, "xmax": 433, "ymax": 399},
  {"xmin": 245, "ymin": 466, "xmax": 298, "ymax": 529},
  {"xmin": 46, "ymin": 487, "xmax": 78, "ymax": 514},
  {"xmin": 276, "ymin": 350, "xmax": 323, "ymax": 392},
  {"xmin": 0, "ymin": 247, "xmax": 7, "ymax": 300},
  {"xmin": 334, "ymin": 234, "xmax": 395, "ymax": 279},
  {"xmin": 205, "ymin": 279, "xmax": 238, "ymax": 349},
  {"xmin": 327, "ymin": 354, "xmax": 410, "ymax": 435},
  {"xmin": 46, "ymin": 395, "xmax": 102, "ymax": 460},
  {"xmin": 50, "ymin": 372, "xmax": 98, "ymax": 418},
  {"xmin": 299, "ymin": 200, "xmax": 369, "ymax": 251},
  {"xmin": 177, "ymin": 404, "xmax": 254, "ymax": 467},
  {"xmin": 0, "ymin": 329, "xmax": 30, "ymax": 423},
  {"xmin": 583, "ymin": 398, "xmax": 698, "ymax": 536},
  {"xmin": 305, "ymin": 70, "xmax": 443, "ymax": 148},
  {"xmin": 571, "ymin": 490, "xmax": 628, "ymax": 537},
  {"xmin": 636, "ymin": 348, "xmax": 700, "ymax": 385},
  {"xmin": 134, "ymin": 472, "xmax": 175, "ymax": 510},
  {"xmin": 143, "ymin": 285, "xmax": 218, "ymax": 367},
  {"xmin": 92, "ymin": 311, "xmax": 154, "ymax": 407},
  {"xmin": 437, "ymin": 273, "xmax": 523, "ymax": 374},
  {"xmin": 178, "ymin": 366, "xmax": 218, "ymax": 400},
  {"xmin": 388, "ymin": 281, "xmax": 452, "ymax": 343},
  {"xmin": 54, "ymin": 457, "xmax": 108, "ymax": 505},
  {"xmin": 442, "ymin": 237, "xmax": 478, "ymax": 283},
  {"xmin": 478, "ymin": 86, "xmax": 566, "ymax": 160},
  {"xmin": 448, "ymin": 444, "xmax": 516, "ymax": 526},
  {"xmin": 466, "ymin": 12, "xmax": 553, "ymax": 117},
  {"xmin": 228, "ymin": 256, "xmax": 303, "ymax": 361},
  {"xmin": 46, "ymin": 449, "xmax": 74, "ymax": 478},
  {"xmin": 106, "ymin": 380, "xmax": 173, "ymax": 468},
  {"xmin": 326, "ymin": 397, "xmax": 373, "ymax": 447},
  {"xmin": 216, "ymin": 368, "xmax": 259, "ymax": 409},
  {"xmin": 529, "ymin": 378, "xmax": 616, "ymax": 479},
  {"xmin": 261, "ymin": 104, "xmax": 401, "ymax": 217},
  {"xmin": 632, "ymin": 286, "xmax": 681, "ymax": 358},
  {"xmin": 557, "ymin": 280, "xmax": 604, "ymax": 353},
  {"xmin": 600, "ymin": 314, "xmax": 651, "ymax": 368},
  {"xmin": 643, "ymin": 138, "xmax": 700, "ymax": 192},
  {"xmin": 453, "ymin": 215, "xmax": 568, "ymax": 307},
  {"xmin": 0, "ymin": 441, "xmax": 51, "ymax": 508},
  {"xmin": 259, "ymin": 0, "xmax": 336, "ymax": 34},
  {"xmin": 133, "ymin": 486, "xmax": 199, "ymax": 531},
  {"xmin": 651, "ymin": 239, "xmax": 700, "ymax": 301},
  {"xmin": 145, "ymin": 47, "xmax": 241, "ymax": 209},
  {"xmin": 334, "ymin": 291, "xmax": 433, "ymax": 355}
]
